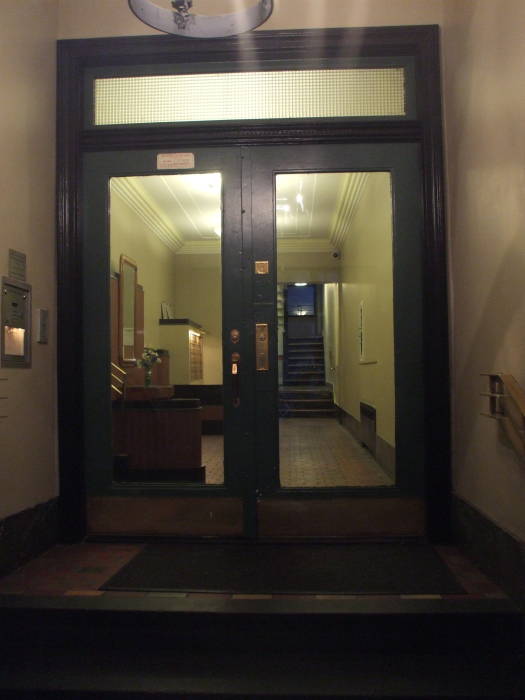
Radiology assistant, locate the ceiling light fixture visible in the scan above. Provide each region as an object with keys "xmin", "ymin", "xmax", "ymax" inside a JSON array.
[{"xmin": 128, "ymin": 0, "xmax": 274, "ymax": 38}]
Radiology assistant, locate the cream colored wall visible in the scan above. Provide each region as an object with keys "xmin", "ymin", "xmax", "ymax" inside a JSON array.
[
  {"xmin": 6, "ymin": 0, "xmax": 516, "ymax": 543},
  {"xmin": 337, "ymin": 173, "xmax": 395, "ymax": 446},
  {"xmin": 277, "ymin": 251, "xmax": 339, "ymax": 285},
  {"xmin": 172, "ymin": 255, "xmax": 223, "ymax": 385},
  {"xmin": 442, "ymin": 0, "xmax": 525, "ymax": 541},
  {"xmin": 323, "ymin": 283, "xmax": 339, "ymax": 392},
  {"xmin": 57, "ymin": 0, "xmax": 443, "ymax": 39},
  {"xmin": 110, "ymin": 193, "xmax": 179, "ymax": 350},
  {"xmin": 0, "ymin": 1, "xmax": 58, "ymax": 519}
]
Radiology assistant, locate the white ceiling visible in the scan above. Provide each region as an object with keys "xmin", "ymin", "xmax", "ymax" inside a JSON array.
[{"xmin": 110, "ymin": 170, "xmax": 369, "ymax": 254}]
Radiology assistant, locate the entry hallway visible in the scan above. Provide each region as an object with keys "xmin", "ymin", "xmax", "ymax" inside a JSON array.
[{"xmin": 204, "ymin": 417, "xmax": 393, "ymax": 487}]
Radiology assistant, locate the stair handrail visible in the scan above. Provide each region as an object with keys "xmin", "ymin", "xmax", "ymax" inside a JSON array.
[
  {"xmin": 481, "ymin": 372, "xmax": 525, "ymax": 461},
  {"xmin": 111, "ymin": 362, "xmax": 127, "ymax": 398}
]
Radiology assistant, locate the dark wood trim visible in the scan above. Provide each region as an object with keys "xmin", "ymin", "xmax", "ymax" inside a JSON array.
[
  {"xmin": 57, "ymin": 25, "xmax": 450, "ymax": 542},
  {"xmin": 81, "ymin": 122, "xmax": 423, "ymax": 151},
  {"xmin": 0, "ymin": 499, "xmax": 58, "ymax": 576},
  {"xmin": 258, "ymin": 497, "xmax": 425, "ymax": 538},
  {"xmin": 87, "ymin": 496, "xmax": 243, "ymax": 537},
  {"xmin": 56, "ymin": 41, "xmax": 86, "ymax": 542},
  {"xmin": 452, "ymin": 496, "xmax": 525, "ymax": 602},
  {"xmin": 417, "ymin": 27, "xmax": 452, "ymax": 542}
]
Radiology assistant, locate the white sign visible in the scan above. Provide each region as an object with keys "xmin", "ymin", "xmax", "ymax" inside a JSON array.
[{"xmin": 157, "ymin": 153, "xmax": 195, "ymax": 170}]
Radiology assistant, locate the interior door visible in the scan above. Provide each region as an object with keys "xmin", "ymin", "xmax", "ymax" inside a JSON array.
[
  {"xmin": 82, "ymin": 142, "xmax": 426, "ymax": 539},
  {"xmin": 247, "ymin": 143, "xmax": 427, "ymax": 538}
]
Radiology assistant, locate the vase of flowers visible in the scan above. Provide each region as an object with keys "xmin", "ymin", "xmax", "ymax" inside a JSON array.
[{"xmin": 138, "ymin": 347, "xmax": 161, "ymax": 387}]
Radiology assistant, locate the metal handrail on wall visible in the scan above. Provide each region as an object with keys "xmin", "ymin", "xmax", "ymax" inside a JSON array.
[{"xmin": 481, "ymin": 372, "xmax": 525, "ymax": 461}]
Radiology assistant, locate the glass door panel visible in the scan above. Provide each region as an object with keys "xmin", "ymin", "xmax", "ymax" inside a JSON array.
[
  {"xmin": 109, "ymin": 172, "xmax": 224, "ymax": 486},
  {"xmin": 276, "ymin": 171, "xmax": 396, "ymax": 488}
]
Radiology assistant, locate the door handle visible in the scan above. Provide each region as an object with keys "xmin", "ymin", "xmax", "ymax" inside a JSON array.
[{"xmin": 231, "ymin": 352, "xmax": 241, "ymax": 407}]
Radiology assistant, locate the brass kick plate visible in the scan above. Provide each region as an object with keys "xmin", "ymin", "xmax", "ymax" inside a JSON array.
[
  {"xmin": 255, "ymin": 261, "xmax": 269, "ymax": 275},
  {"xmin": 255, "ymin": 323, "xmax": 269, "ymax": 371}
]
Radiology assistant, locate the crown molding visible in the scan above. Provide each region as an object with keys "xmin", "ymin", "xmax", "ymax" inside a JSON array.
[
  {"xmin": 330, "ymin": 172, "xmax": 369, "ymax": 250},
  {"xmin": 110, "ymin": 178, "xmax": 183, "ymax": 253}
]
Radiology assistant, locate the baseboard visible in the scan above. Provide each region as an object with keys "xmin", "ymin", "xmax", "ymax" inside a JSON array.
[
  {"xmin": 452, "ymin": 496, "xmax": 525, "ymax": 602},
  {"xmin": 0, "ymin": 498, "xmax": 58, "ymax": 576},
  {"xmin": 376, "ymin": 435, "xmax": 396, "ymax": 480},
  {"xmin": 339, "ymin": 408, "xmax": 395, "ymax": 480}
]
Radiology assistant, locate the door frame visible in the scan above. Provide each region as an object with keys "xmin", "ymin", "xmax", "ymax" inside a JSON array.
[{"xmin": 57, "ymin": 25, "xmax": 450, "ymax": 542}]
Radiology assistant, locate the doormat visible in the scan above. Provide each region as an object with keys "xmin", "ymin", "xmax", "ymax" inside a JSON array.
[{"xmin": 101, "ymin": 542, "xmax": 464, "ymax": 595}]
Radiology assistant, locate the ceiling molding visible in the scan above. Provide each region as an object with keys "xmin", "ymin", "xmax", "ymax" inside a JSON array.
[
  {"xmin": 277, "ymin": 238, "xmax": 334, "ymax": 254},
  {"xmin": 110, "ymin": 178, "xmax": 183, "ymax": 253},
  {"xmin": 329, "ymin": 172, "xmax": 369, "ymax": 249},
  {"xmin": 177, "ymin": 240, "xmax": 221, "ymax": 255}
]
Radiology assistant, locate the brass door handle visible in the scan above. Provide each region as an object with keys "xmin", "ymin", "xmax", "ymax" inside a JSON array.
[{"xmin": 231, "ymin": 351, "xmax": 240, "ymax": 407}]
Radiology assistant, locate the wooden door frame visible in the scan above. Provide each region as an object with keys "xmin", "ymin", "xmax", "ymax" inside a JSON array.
[{"xmin": 57, "ymin": 25, "xmax": 450, "ymax": 542}]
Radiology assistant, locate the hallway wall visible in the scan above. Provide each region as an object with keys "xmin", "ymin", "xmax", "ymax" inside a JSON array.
[
  {"xmin": 337, "ymin": 173, "xmax": 395, "ymax": 447},
  {"xmin": 0, "ymin": 1, "xmax": 58, "ymax": 519},
  {"xmin": 110, "ymin": 188, "xmax": 179, "ymax": 351},
  {"xmin": 441, "ymin": 0, "xmax": 525, "ymax": 541}
]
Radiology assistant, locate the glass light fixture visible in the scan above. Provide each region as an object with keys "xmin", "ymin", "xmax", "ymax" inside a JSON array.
[{"xmin": 128, "ymin": 0, "xmax": 274, "ymax": 38}]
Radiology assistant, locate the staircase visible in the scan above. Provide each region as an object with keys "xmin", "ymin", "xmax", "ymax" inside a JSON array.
[
  {"xmin": 284, "ymin": 335, "xmax": 326, "ymax": 386},
  {"xmin": 279, "ymin": 388, "xmax": 338, "ymax": 418}
]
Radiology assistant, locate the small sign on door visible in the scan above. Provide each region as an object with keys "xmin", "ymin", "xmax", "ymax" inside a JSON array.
[{"xmin": 157, "ymin": 153, "xmax": 195, "ymax": 170}]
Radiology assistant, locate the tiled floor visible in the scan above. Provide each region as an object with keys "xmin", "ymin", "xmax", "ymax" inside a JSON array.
[
  {"xmin": 0, "ymin": 541, "xmax": 506, "ymax": 601},
  {"xmin": 205, "ymin": 417, "xmax": 392, "ymax": 487}
]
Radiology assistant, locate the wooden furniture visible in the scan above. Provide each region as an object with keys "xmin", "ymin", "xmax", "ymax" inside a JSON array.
[
  {"xmin": 113, "ymin": 398, "xmax": 204, "ymax": 482},
  {"xmin": 174, "ymin": 384, "xmax": 224, "ymax": 434},
  {"xmin": 125, "ymin": 385, "xmax": 174, "ymax": 402}
]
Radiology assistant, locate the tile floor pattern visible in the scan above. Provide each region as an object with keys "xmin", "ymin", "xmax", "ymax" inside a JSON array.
[
  {"xmin": 0, "ymin": 542, "xmax": 507, "ymax": 601},
  {"xmin": 204, "ymin": 417, "xmax": 392, "ymax": 487}
]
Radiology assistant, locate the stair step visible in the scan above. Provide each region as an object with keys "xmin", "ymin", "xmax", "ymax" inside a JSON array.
[
  {"xmin": 288, "ymin": 349, "xmax": 324, "ymax": 354},
  {"xmin": 1, "ymin": 595, "xmax": 521, "ymax": 654},
  {"xmin": 279, "ymin": 401, "xmax": 336, "ymax": 411},
  {"xmin": 281, "ymin": 408, "xmax": 338, "ymax": 417},
  {"xmin": 279, "ymin": 391, "xmax": 333, "ymax": 400},
  {"xmin": 284, "ymin": 380, "xmax": 326, "ymax": 385}
]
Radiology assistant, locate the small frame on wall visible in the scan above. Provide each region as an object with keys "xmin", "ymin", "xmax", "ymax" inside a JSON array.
[{"xmin": 119, "ymin": 255, "xmax": 138, "ymax": 365}]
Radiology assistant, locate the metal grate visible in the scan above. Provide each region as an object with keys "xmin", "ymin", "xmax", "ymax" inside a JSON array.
[{"xmin": 94, "ymin": 67, "xmax": 406, "ymax": 126}]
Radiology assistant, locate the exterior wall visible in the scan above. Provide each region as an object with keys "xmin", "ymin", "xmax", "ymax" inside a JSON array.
[
  {"xmin": 4, "ymin": 0, "xmax": 522, "ymax": 546},
  {"xmin": 0, "ymin": 1, "xmax": 58, "ymax": 519},
  {"xmin": 337, "ymin": 173, "xmax": 395, "ymax": 447},
  {"xmin": 441, "ymin": 0, "xmax": 525, "ymax": 541}
]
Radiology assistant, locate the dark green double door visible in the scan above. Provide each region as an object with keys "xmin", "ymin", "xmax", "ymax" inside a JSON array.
[{"xmin": 83, "ymin": 142, "xmax": 426, "ymax": 539}]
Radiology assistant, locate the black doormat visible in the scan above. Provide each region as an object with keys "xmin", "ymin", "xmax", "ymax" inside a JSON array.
[{"xmin": 102, "ymin": 542, "xmax": 464, "ymax": 595}]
